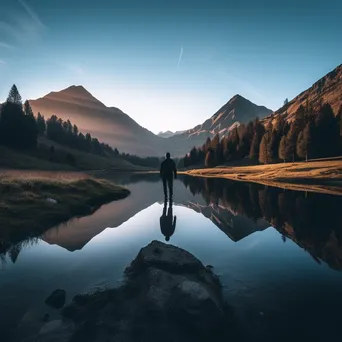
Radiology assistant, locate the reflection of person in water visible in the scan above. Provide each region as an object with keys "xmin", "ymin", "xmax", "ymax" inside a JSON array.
[
  {"xmin": 160, "ymin": 200, "xmax": 177, "ymax": 241},
  {"xmin": 160, "ymin": 152, "xmax": 177, "ymax": 200}
]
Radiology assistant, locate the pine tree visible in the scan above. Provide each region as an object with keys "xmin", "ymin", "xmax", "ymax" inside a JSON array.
[
  {"xmin": 337, "ymin": 105, "xmax": 342, "ymax": 155},
  {"xmin": 249, "ymin": 118, "xmax": 265, "ymax": 160},
  {"xmin": 211, "ymin": 134, "xmax": 221, "ymax": 165},
  {"xmin": 259, "ymin": 126, "xmax": 272, "ymax": 164},
  {"xmin": 285, "ymin": 110, "xmax": 304, "ymax": 162},
  {"xmin": 303, "ymin": 121, "xmax": 314, "ymax": 160},
  {"xmin": 205, "ymin": 148, "xmax": 214, "ymax": 167},
  {"xmin": 259, "ymin": 134, "xmax": 268, "ymax": 164},
  {"xmin": 296, "ymin": 130, "xmax": 305, "ymax": 160},
  {"xmin": 249, "ymin": 132, "xmax": 261, "ymax": 159},
  {"xmin": 36, "ymin": 112, "xmax": 46, "ymax": 136},
  {"xmin": 7, "ymin": 84, "xmax": 22, "ymax": 105},
  {"xmin": 203, "ymin": 137, "xmax": 211, "ymax": 156},
  {"xmin": 73, "ymin": 124, "xmax": 79, "ymax": 136},
  {"xmin": 0, "ymin": 86, "xmax": 36, "ymax": 149},
  {"xmin": 211, "ymin": 133, "xmax": 220, "ymax": 151},
  {"xmin": 278, "ymin": 135, "xmax": 287, "ymax": 162},
  {"xmin": 285, "ymin": 132, "xmax": 296, "ymax": 162},
  {"xmin": 189, "ymin": 147, "xmax": 198, "ymax": 165},
  {"xmin": 314, "ymin": 103, "xmax": 339, "ymax": 157},
  {"xmin": 23, "ymin": 100, "xmax": 38, "ymax": 148},
  {"xmin": 24, "ymin": 100, "xmax": 33, "ymax": 117},
  {"xmin": 268, "ymin": 129, "xmax": 280, "ymax": 160}
]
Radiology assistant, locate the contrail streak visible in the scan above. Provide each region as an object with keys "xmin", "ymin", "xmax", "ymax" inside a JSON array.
[
  {"xmin": 177, "ymin": 47, "xmax": 183, "ymax": 69},
  {"xmin": 18, "ymin": 0, "xmax": 46, "ymax": 29}
]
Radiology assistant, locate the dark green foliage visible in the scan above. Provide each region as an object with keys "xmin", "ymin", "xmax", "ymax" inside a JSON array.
[
  {"xmin": 7, "ymin": 84, "xmax": 22, "ymax": 105},
  {"xmin": 66, "ymin": 153, "xmax": 76, "ymax": 165},
  {"xmin": 296, "ymin": 131, "xmax": 305, "ymax": 160},
  {"xmin": 36, "ymin": 112, "xmax": 46, "ymax": 135},
  {"xmin": 23, "ymin": 101, "xmax": 38, "ymax": 148},
  {"xmin": 189, "ymin": 147, "xmax": 199, "ymax": 165},
  {"xmin": 314, "ymin": 103, "xmax": 339, "ymax": 158},
  {"xmin": 259, "ymin": 124, "xmax": 272, "ymax": 164},
  {"xmin": 278, "ymin": 135, "xmax": 287, "ymax": 162},
  {"xmin": 297, "ymin": 121, "xmax": 314, "ymax": 161},
  {"xmin": 120, "ymin": 154, "xmax": 161, "ymax": 168},
  {"xmin": 46, "ymin": 115, "xmax": 115, "ymax": 157},
  {"xmin": 205, "ymin": 148, "xmax": 214, "ymax": 167},
  {"xmin": 0, "ymin": 85, "xmax": 159, "ymax": 169},
  {"xmin": 0, "ymin": 86, "xmax": 37, "ymax": 149},
  {"xmin": 249, "ymin": 118, "xmax": 265, "ymax": 160},
  {"xmin": 180, "ymin": 100, "xmax": 342, "ymax": 168}
]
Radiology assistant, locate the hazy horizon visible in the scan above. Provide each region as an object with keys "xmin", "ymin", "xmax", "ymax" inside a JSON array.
[{"xmin": 0, "ymin": 0, "xmax": 341, "ymax": 134}]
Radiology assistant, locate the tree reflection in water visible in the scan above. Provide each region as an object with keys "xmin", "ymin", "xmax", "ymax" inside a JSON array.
[{"xmin": 181, "ymin": 176, "xmax": 342, "ymax": 270}]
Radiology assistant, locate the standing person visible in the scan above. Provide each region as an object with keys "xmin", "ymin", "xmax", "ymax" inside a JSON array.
[{"xmin": 160, "ymin": 152, "xmax": 177, "ymax": 200}]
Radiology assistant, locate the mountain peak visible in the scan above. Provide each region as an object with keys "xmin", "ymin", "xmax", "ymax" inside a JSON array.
[
  {"xmin": 60, "ymin": 85, "xmax": 92, "ymax": 96},
  {"xmin": 40, "ymin": 85, "xmax": 105, "ymax": 107},
  {"xmin": 228, "ymin": 94, "xmax": 248, "ymax": 104},
  {"xmin": 231, "ymin": 94, "xmax": 243, "ymax": 100}
]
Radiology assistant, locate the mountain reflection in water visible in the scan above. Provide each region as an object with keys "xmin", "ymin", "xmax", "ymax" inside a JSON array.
[
  {"xmin": 1, "ymin": 173, "xmax": 342, "ymax": 342},
  {"xmin": 181, "ymin": 176, "xmax": 342, "ymax": 271},
  {"xmin": 2, "ymin": 174, "xmax": 342, "ymax": 271},
  {"xmin": 42, "ymin": 174, "xmax": 342, "ymax": 270}
]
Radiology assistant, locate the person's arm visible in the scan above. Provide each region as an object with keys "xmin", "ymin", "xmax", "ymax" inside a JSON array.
[{"xmin": 173, "ymin": 161, "xmax": 177, "ymax": 179}]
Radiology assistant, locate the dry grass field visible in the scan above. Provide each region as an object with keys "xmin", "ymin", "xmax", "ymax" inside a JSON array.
[{"xmin": 183, "ymin": 159, "xmax": 342, "ymax": 195}]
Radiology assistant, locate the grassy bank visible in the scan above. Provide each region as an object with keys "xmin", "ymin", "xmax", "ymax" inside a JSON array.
[
  {"xmin": 0, "ymin": 137, "xmax": 150, "ymax": 171},
  {"xmin": 183, "ymin": 159, "xmax": 342, "ymax": 195},
  {"xmin": 0, "ymin": 172, "xmax": 130, "ymax": 252}
]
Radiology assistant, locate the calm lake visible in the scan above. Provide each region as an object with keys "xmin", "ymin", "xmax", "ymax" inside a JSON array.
[{"xmin": 1, "ymin": 174, "xmax": 342, "ymax": 341}]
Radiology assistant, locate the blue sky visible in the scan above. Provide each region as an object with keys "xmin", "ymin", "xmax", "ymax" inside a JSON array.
[{"xmin": 0, "ymin": 0, "xmax": 341, "ymax": 133}]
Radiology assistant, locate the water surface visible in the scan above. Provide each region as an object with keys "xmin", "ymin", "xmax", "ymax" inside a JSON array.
[{"xmin": 1, "ymin": 174, "xmax": 342, "ymax": 341}]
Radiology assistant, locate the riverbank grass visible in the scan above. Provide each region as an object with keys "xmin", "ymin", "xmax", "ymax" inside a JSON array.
[
  {"xmin": 0, "ymin": 173, "xmax": 130, "ymax": 242},
  {"xmin": 182, "ymin": 159, "xmax": 342, "ymax": 195}
]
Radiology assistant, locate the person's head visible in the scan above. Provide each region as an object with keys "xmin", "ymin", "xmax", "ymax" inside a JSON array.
[
  {"xmin": 165, "ymin": 236, "xmax": 170, "ymax": 242},
  {"xmin": 166, "ymin": 152, "xmax": 171, "ymax": 159}
]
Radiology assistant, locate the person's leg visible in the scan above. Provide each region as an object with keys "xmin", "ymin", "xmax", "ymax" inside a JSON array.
[
  {"xmin": 168, "ymin": 177, "xmax": 173, "ymax": 198},
  {"xmin": 162, "ymin": 178, "xmax": 167, "ymax": 198}
]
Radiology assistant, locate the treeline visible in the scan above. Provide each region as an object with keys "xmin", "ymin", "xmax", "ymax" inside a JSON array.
[
  {"xmin": 44, "ymin": 115, "xmax": 119, "ymax": 157},
  {"xmin": 181, "ymin": 102, "xmax": 342, "ymax": 167},
  {"xmin": 0, "ymin": 85, "xmax": 160, "ymax": 168}
]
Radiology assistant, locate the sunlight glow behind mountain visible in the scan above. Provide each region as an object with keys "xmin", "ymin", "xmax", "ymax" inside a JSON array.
[{"xmin": 0, "ymin": 0, "xmax": 341, "ymax": 133}]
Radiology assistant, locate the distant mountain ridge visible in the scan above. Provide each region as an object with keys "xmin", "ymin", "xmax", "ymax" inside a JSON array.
[
  {"xmin": 170, "ymin": 94, "xmax": 272, "ymax": 145},
  {"xmin": 158, "ymin": 130, "xmax": 186, "ymax": 138},
  {"xmin": 29, "ymin": 86, "xmax": 272, "ymax": 156}
]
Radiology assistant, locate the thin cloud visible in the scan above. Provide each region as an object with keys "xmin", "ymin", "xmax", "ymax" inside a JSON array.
[
  {"xmin": 0, "ymin": 41, "xmax": 14, "ymax": 49},
  {"xmin": 18, "ymin": 0, "xmax": 46, "ymax": 29},
  {"xmin": 66, "ymin": 64, "xmax": 86, "ymax": 77},
  {"xmin": 177, "ymin": 46, "xmax": 183, "ymax": 69},
  {"xmin": 0, "ymin": 21, "xmax": 22, "ymax": 42}
]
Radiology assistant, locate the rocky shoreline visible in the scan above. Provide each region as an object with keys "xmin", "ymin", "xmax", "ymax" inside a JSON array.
[{"xmin": 29, "ymin": 241, "xmax": 239, "ymax": 342}]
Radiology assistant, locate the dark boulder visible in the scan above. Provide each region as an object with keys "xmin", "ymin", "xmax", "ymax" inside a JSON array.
[
  {"xmin": 45, "ymin": 289, "xmax": 66, "ymax": 309},
  {"xmin": 35, "ymin": 241, "xmax": 239, "ymax": 342}
]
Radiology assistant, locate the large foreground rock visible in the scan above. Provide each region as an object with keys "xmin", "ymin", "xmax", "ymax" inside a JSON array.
[{"xmin": 33, "ymin": 241, "xmax": 238, "ymax": 342}]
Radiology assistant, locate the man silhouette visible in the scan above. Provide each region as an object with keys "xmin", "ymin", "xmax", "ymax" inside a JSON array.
[
  {"xmin": 160, "ymin": 200, "xmax": 177, "ymax": 241},
  {"xmin": 160, "ymin": 152, "xmax": 177, "ymax": 199}
]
